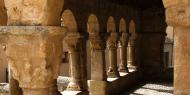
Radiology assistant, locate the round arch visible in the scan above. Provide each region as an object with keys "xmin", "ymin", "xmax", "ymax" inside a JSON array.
[
  {"xmin": 61, "ymin": 9, "xmax": 77, "ymax": 32},
  {"xmin": 107, "ymin": 16, "xmax": 116, "ymax": 33},
  {"xmin": 87, "ymin": 14, "xmax": 100, "ymax": 34},
  {"xmin": 119, "ymin": 18, "xmax": 127, "ymax": 33},
  {"xmin": 129, "ymin": 20, "xmax": 136, "ymax": 33}
]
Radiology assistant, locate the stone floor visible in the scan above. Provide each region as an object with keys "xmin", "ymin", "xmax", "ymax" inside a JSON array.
[{"xmin": 122, "ymin": 82, "xmax": 173, "ymax": 95}]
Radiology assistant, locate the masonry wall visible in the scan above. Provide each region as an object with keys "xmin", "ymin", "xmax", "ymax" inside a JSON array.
[{"xmin": 140, "ymin": 7, "xmax": 167, "ymax": 80}]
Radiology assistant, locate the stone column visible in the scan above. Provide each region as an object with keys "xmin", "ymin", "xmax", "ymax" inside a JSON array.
[
  {"xmin": 2, "ymin": 1, "xmax": 64, "ymax": 95},
  {"xmin": 107, "ymin": 32, "xmax": 120, "ymax": 78},
  {"xmin": 127, "ymin": 36, "xmax": 138, "ymax": 71},
  {"xmin": 87, "ymin": 33, "xmax": 108, "ymax": 95},
  {"xmin": 118, "ymin": 32, "xmax": 129, "ymax": 73},
  {"xmin": 0, "ymin": 26, "xmax": 66, "ymax": 95},
  {"xmin": 64, "ymin": 32, "xmax": 82, "ymax": 91},
  {"xmin": 163, "ymin": 0, "xmax": 190, "ymax": 94}
]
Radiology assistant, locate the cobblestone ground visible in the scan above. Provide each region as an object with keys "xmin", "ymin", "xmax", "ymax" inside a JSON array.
[{"xmin": 123, "ymin": 82, "xmax": 173, "ymax": 95}]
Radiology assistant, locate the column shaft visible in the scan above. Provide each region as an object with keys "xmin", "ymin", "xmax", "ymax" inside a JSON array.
[
  {"xmin": 67, "ymin": 50, "xmax": 82, "ymax": 91},
  {"xmin": 118, "ymin": 43, "xmax": 129, "ymax": 73}
]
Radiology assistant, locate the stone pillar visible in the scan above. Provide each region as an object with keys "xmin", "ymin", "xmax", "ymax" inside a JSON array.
[
  {"xmin": 163, "ymin": 0, "xmax": 190, "ymax": 94},
  {"xmin": 2, "ymin": 1, "xmax": 64, "ymax": 95},
  {"xmin": 127, "ymin": 36, "xmax": 138, "ymax": 71},
  {"xmin": 107, "ymin": 32, "xmax": 120, "ymax": 78},
  {"xmin": 64, "ymin": 32, "xmax": 82, "ymax": 91},
  {"xmin": 0, "ymin": 26, "xmax": 66, "ymax": 95},
  {"xmin": 118, "ymin": 32, "xmax": 129, "ymax": 73}
]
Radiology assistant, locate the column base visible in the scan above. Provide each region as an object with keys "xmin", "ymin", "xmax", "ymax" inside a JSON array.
[
  {"xmin": 118, "ymin": 65, "xmax": 129, "ymax": 73},
  {"xmin": 88, "ymin": 80, "xmax": 107, "ymax": 95},
  {"xmin": 107, "ymin": 67, "xmax": 120, "ymax": 78},
  {"xmin": 66, "ymin": 81, "xmax": 81, "ymax": 91},
  {"xmin": 127, "ymin": 64, "xmax": 138, "ymax": 71}
]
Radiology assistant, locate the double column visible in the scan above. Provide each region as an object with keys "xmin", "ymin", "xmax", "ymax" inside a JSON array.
[
  {"xmin": 88, "ymin": 33, "xmax": 107, "ymax": 95},
  {"xmin": 107, "ymin": 32, "xmax": 120, "ymax": 78},
  {"xmin": 163, "ymin": 0, "xmax": 190, "ymax": 94},
  {"xmin": 64, "ymin": 32, "xmax": 83, "ymax": 91},
  {"xmin": 118, "ymin": 32, "xmax": 129, "ymax": 73},
  {"xmin": 127, "ymin": 34, "xmax": 138, "ymax": 71}
]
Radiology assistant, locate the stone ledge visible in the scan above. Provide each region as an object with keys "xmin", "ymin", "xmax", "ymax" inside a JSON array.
[{"xmin": 108, "ymin": 71, "xmax": 142, "ymax": 95}]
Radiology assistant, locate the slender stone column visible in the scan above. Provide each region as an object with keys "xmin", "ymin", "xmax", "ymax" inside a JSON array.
[
  {"xmin": 64, "ymin": 32, "xmax": 82, "ymax": 91},
  {"xmin": 127, "ymin": 37, "xmax": 138, "ymax": 70},
  {"xmin": 107, "ymin": 32, "xmax": 120, "ymax": 78},
  {"xmin": 163, "ymin": 0, "xmax": 190, "ymax": 94},
  {"xmin": 118, "ymin": 32, "xmax": 129, "ymax": 73}
]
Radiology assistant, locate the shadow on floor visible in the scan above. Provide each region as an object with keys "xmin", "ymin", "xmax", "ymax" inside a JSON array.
[{"xmin": 120, "ymin": 81, "xmax": 173, "ymax": 95}]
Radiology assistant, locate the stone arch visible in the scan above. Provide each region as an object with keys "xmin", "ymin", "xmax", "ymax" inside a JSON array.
[
  {"xmin": 87, "ymin": 14, "xmax": 100, "ymax": 34},
  {"xmin": 119, "ymin": 18, "xmax": 127, "ymax": 33},
  {"xmin": 107, "ymin": 16, "xmax": 116, "ymax": 33},
  {"xmin": 0, "ymin": 0, "xmax": 7, "ymax": 25},
  {"xmin": 61, "ymin": 9, "xmax": 78, "ymax": 32},
  {"xmin": 129, "ymin": 20, "xmax": 136, "ymax": 33}
]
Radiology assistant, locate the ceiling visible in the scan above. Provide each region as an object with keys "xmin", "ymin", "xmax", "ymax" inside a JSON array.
[{"xmin": 109, "ymin": 0, "xmax": 164, "ymax": 9}]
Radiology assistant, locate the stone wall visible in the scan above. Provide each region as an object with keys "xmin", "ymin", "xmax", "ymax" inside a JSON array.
[{"xmin": 140, "ymin": 7, "xmax": 167, "ymax": 80}]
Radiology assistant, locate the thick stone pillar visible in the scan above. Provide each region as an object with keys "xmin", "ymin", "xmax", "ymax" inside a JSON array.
[
  {"xmin": 118, "ymin": 32, "xmax": 129, "ymax": 73},
  {"xmin": 163, "ymin": 0, "xmax": 190, "ymax": 94},
  {"xmin": 0, "ymin": 26, "xmax": 66, "ymax": 95},
  {"xmin": 127, "ymin": 37, "xmax": 138, "ymax": 71},
  {"xmin": 64, "ymin": 32, "xmax": 83, "ymax": 91},
  {"xmin": 107, "ymin": 32, "xmax": 120, "ymax": 78},
  {"xmin": 2, "ymin": 1, "xmax": 64, "ymax": 95}
]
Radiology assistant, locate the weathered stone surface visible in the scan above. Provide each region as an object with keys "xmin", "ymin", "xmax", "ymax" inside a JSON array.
[
  {"xmin": 165, "ymin": 2, "xmax": 190, "ymax": 27},
  {"xmin": 174, "ymin": 27, "xmax": 190, "ymax": 95},
  {"xmin": 163, "ymin": 0, "xmax": 190, "ymax": 94},
  {"xmin": 4, "ymin": 0, "xmax": 64, "ymax": 25},
  {"xmin": 0, "ymin": 26, "xmax": 66, "ymax": 95}
]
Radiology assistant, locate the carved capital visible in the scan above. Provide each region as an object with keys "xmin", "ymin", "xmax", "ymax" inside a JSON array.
[
  {"xmin": 164, "ymin": 1, "xmax": 190, "ymax": 27},
  {"xmin": 119, "ymin": 32, "xmax": 129, "ymax": 47},
  {"xmin": 107, "ymin": 32, "xmax": 118, "ymax": 49},
  {"xmin": 4, "ymin": 0, "xmax": 64, "ymax": 25},
  {"xmin": 64, "ymin": 32, "xmax": 82, "ymax": 52},
  {"xmin": 0, "ymin": 26, "xmax": 66, "ymax": 89},
  {"xmin": 89, "ymin": 39, "xmax": 105, "ymax": 50}
]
